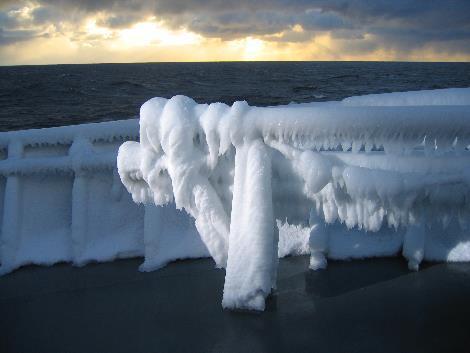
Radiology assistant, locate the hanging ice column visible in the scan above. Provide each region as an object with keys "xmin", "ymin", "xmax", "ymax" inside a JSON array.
[
  {"xmin": 118, "ymin": 88, "xmax": 470, "ymax": 311},
  {"xmin": 222, "ymin": 140, "xmax": 278, "ymax": 310}
]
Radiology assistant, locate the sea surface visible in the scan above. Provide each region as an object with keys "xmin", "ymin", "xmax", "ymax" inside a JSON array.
[{"xmin": 0, "ymin": 61, "xmax": 469, "ymax": 131}]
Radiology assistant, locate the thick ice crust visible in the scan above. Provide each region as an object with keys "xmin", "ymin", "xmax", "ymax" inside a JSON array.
[{"xmin": 118, "ymin": 88, "xmax": 470, "ymax": 310}]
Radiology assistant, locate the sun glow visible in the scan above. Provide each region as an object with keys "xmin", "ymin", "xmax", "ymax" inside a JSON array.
[
  {"xmin": 117, "ymin": 21, "xmax": 201, "ymax": 48},
  {"xmin": 243, "ymin": 38, "xmax": 264, "ymax": 60},
  {"xmin": 1, "ymin": 5, "xmax": 469, "ymax": 65},
  {"xmin": 226, "ymin": 37, "xmax": 267, "ymax": 61},
  {"xmin": 84, "ymin": 19, "xmax": 113, "ymax": 39}
]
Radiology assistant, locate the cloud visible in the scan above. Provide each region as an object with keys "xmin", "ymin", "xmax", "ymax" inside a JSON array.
[
  {"xmin": 0, "ymin": 28, "xmax": 45, "ymax": 45},
  {"xmin": 0, "ymin": 0, "xmax": 469, "ymax": 62}
]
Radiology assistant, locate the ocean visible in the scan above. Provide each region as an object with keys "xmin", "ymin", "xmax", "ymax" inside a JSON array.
[{"xmin": 0, "ymin": 61, "xmax": 469, "ymax": 132}]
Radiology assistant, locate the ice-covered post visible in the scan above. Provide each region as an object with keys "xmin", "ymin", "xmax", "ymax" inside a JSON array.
[
  {"xmin": 308, "ymin": 208, "xmax": 329, "ymax": 270},
  {"xmin": 69, "ymin": 137, "xmax": 94, "ymax": 265},
  {"xmin": 117, "ymin": 89, "xmax": 470, "ymax": 312},
  {"xmin": 402, "ymin": 211, "xmax": 426, "ymax": 271},
  {"xmin": 222, "ymin": 139, "xmax": 278, "ymax": 311},
  {"xmin": 0, "ymin": 141, "xmax": 23, "ymax": 274}
]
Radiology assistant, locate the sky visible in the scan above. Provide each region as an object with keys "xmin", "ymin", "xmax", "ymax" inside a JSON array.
[{"xmin": 0, "ymin": 0, "xmax": 469, "ymax": 65}]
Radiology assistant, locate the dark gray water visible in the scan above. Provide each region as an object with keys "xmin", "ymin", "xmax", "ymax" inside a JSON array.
[{"xmin": 1, "ymin": 61, "xmax": 469, "ymax": 131}]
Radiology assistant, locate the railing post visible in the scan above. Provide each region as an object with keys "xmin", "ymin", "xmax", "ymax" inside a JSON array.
[
  {"xmin": 308, "ymin": 208, "xmax": 329, "ymax": 270},
  {"xmin": 403, "ymin": 212, "xmax": 426, "ymax": 271},
  {"xmin": 0, "ymin": 141, "xmax": 23, "ymax": 273},
  {"xmin": 69, "ymin": 138, "xmax": 93, "ymax": 265},
  {"xmin": 71, "ymin": 172, "xmax": 89, "ymax": 265},
  {"xmin": 222, "ymin": 139, "xmax": 277, "ymax": 311},
  {"xmin": 140, "ymin": 203, "xmax": 162, "ymax": 271}
]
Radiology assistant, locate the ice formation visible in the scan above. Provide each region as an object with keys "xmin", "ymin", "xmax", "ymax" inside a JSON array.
[
  {"xmin": 0, "ymin": 88, "xmax": 469, "ymax": 312},
  {"xmin": 118, "ymin": 88, "xmax": 470, "ymax": 310},
  {"xmin": 0, "ymin": 118, "xmax": 210, "ymax": 276},
  {"xmin": 0, "ymin": 120, "xmax": 145, "ymax": 274}
]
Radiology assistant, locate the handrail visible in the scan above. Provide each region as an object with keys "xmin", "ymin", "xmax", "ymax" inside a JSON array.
[
  {"xmin": 119, "ymin": 89, "xmax": 470, "ymax": 310},
  {"xmin": 0, "ymin": 118, "xmax": 206, "ymax": 276}
]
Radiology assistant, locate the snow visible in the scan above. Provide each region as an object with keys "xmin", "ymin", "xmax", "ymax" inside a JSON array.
[
  {"xmin": 222, "ymin": 139, "xmax": 277, "ymax": 310},
  {"xmin": 118, "ymin": 87, "xmax": 470, "ymax": 310},
  {"xmin": 140, "ymin": 204, "xmax": 209, "ymax": 272},
  {"xmin": 0, "ymin": 120, "xmax": 144, "ymax": 273},
  {"xmin": 342, "ymin": 87, "xmax": 470, "ymax": 106},
  {"xmin": 0, "ymin": 117, "xmax": 211, "ymax": 275},
  {"xmin": 0, "ymin": 87, "xmax": 469, "ymax": 312},
  {"xmin": 0, "ymin": 119, "xmax": 139, "ymax": 149},
  {"xmin": 277, "ymin": 220, "xmax": 310, "ymax": 258}
]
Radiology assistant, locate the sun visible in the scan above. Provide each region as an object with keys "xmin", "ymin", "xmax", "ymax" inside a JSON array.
[
  {"xmin": 243, "ymin": 37, "xmax": 265, "ymax": 60},
  {"xmin": 117, "ymin": 21, "xmax": 201, "ymax": 48}
]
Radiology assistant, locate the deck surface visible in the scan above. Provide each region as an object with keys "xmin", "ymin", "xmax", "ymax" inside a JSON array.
[{"xmin": 1, "ymin": 256, "xmax": 470, "ymax": 353}]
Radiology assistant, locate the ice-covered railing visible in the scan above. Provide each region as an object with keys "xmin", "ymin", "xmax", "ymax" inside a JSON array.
[
  {"xmin": 0, "ymin": 118, "xmax": 213, "ymax": 276},
  {"xmin": 0, "ymin": 120, "xmax": 144, "ymax": 273},
  {"xmin": 1, "ymin": 88, "xmax": 470, "ymax": 312},
  {"xmin": 118, "ymin": 88, "xmax": 470, "ymax": 311}
]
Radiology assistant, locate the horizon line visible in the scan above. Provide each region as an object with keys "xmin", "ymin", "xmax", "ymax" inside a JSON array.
[{"xmin": 2, "ymin": 59, "xmax": 470, "ymax": 67}]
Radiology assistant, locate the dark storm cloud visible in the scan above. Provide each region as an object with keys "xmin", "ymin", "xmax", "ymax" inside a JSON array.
[
  {"xmin": 0, "ymin": 0, "xmax": 469, "ymax": 55},
  {"xmin": 0, "ymin": 0, "xmax": 17, "ymax": 9},
  {"xmin": 0, "ymin": 27, "xmax": 46, "ymax": 45},
  {"xmin": 97, "ymin": 14, "xmax": 142, "ymax": 29}
]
